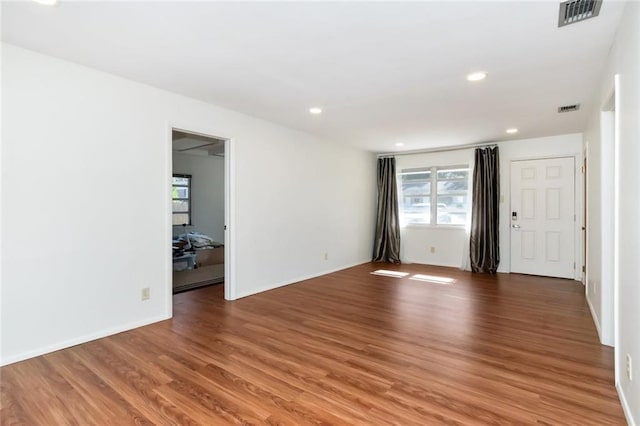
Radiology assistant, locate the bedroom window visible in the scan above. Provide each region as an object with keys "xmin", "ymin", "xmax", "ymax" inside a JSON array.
[
  {"xmin": 172, "ymin": 174, "xmax": 192, "ymax": 226},
  {"xmin": 399, "ymin": 166, "xmax": 469, "ymax": 226}
]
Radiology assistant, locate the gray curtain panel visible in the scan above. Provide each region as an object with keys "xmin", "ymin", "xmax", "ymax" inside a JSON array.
[
  {"xmin": 372, "ymin": 157, "xmax": 401, "ymax": 263},
  {"xmin": 470, "ymin": 147, "xmax": 500, "ymax": 273}
]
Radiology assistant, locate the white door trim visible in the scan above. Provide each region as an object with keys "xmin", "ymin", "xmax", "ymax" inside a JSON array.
[
  {"xmin": 224, "ymin": 137, "xmax": 237, "ymax": 301},
  {"xmin": 612, "ymin": 74, "xmax": 621, "ymax": 384},
  {"xmin": 166, "ymin": 123, "xmax": 238, "ymax": 316}
]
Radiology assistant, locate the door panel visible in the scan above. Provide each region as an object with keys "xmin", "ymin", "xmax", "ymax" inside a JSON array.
[{"xmin": 510, "ymin": 157, "xmax": 575, "ymax": 278}]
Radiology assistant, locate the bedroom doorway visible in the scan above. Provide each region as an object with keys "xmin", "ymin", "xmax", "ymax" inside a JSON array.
[{"xmin": 171, "ymin": 129, "xmax": 229, "ymax": 298}]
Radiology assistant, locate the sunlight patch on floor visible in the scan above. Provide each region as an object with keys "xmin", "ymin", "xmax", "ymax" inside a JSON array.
[
  {"xmin": 371, "ymin": 270, "xmax": 410, "ymax": 278},
  {"xmin": 371, "ymin": 270, "xmax": 455, "ymax": 285},
  {"xmin": 409, "ymin": 274, "xmax": 456, "ymax": 285}
]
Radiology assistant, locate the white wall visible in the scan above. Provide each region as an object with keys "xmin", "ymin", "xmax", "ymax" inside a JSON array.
[
  {"xmin": 172, "ymin": 153, "xmax": 225, "ymax": 243},
  {"xmin": 397, "ymin": 134, "xmax": 583, "ymax": 274},
  {"xmin": 0, "ymin": 44, "xmax": 376, "ymax": 365},
  {"xmin": 584, "ymin": 2, "xmax": 640, "ymax": 423}
]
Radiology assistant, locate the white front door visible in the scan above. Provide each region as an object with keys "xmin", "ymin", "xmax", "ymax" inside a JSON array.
[{"xmin": 510, "ymin": 157, "xmax": 575, "ymax": 278}]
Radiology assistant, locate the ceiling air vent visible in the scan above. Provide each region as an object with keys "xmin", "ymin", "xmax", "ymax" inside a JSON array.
[
  {"xmin": 558, "ymin": 104, "xmax": 581, "ymax": 113},
  {"xmin": 558, "ymin": 0, "xmax": 603, "ymax": 27}
]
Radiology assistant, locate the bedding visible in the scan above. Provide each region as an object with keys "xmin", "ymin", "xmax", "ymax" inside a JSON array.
[
  {"xmin": 174, "ymin": 232, "xmax": 223, "ymax": 250},
  {"xmin": 172, "ymin": 232, "xmax": 224, "ymax": 273}
]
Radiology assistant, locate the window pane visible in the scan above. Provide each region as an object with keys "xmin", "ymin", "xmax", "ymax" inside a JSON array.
[
  {"xmin": 172, "ymin": 187, "xmax": 189, "ymax": 199},
  {"xmin": 173, "ymin": 177, "xmax": 190, "ymax": 186},
  {"xmin": 173, "ymin": 213, "xmax": 190, "ymax": 225},
  {"xmin": 400, "ymin": 170, "xmax": 431, "ymax": 224},
  {"xmin": 401, "ymin": 171, "xmax": 431, "ymax": 182},
  {"xmin": 437, "ymin": 169, "xmax": 468, "ymax": 180},
  {"xmin": 437, "ymin": 195, "xmax": 469, "ymax": 225},
  {"xmin": 437, "ymin": 179, "xmax": 468, "ymax": 194},
  {"xmin": 435, "ymin": 200, "xmax": 450, "ymax": 224},
  {"xmin": 400, "ymin": 171, "xmax": 433, "ymax": 224},
  {"xmin": 402, "ymin": 175, "xmax": 431, "ymax": 198},
  {"xmin": 401, "ymin": 203, "xmax": 431, "ymax": 224},
  {"xmin": 173, "ymin": 200, "xmax": 189, "ymax": 213}
]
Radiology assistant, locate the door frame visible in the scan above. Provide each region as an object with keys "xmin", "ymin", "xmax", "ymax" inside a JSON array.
[
  {"xmin": 583, "ymin": 145, "xmax": 590, "ymax": 290},
  {"xmin": 612, "ymin": 74, "xmax": 620, "ymax": 388},
  {"xmin": 508, "ymin": 154, "xmax": 583, "ymax": 281},
  {"xmin": 599, "ymin": 101, "xmax": 616, "ymax": 348},
  {"xmin": 165, "ymin": 123, "xmax": 237, "ymax": 318}
]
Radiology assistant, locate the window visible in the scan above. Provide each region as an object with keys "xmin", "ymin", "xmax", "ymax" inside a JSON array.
[
  {"xmin": 400, "ymin": 166, "xmax": 470, "ymax": 226},
  {"xmin": 172, "ymin": 174, "xmax": 192, "ymax": 226}
]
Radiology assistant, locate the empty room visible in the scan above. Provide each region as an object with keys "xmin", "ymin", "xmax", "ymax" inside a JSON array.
[{"xmin": 1, "ymin": 1, "xmax": 638, "ymax": 425}]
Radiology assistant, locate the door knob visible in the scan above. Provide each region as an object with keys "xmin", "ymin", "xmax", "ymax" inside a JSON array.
[{"xmin": 512, "ymin": 224, "xmax": 521, "ymax": 228}]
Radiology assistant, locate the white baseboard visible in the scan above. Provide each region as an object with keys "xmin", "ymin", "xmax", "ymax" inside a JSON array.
[
  {"xmin": 233, "ymin": 259, "xmax": 370, "ymax": 300},
  {"xmin": 0, "ymin": 314, "xmax": 171, "ymax": 367},
  {"xmin": 586, "ymin": 294, "xmax": 603, "ymax": 342},
  {"xmin": 616, "ymin": 383, "xmax": 637, "ymax": 426},
  {"xmin": 402, "ymin": 259, "xmax": 461, "ymax": 268}
]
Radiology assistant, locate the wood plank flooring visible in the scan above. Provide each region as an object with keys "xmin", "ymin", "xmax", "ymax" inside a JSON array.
[{"xmin": 0, "ymin": 263, "xmax": 626, "ymax": 425}]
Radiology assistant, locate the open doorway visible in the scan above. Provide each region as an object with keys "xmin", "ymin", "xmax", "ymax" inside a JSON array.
[{"xmin": 171, "ymin": 130, "xmax": 226, "ymax": 295}]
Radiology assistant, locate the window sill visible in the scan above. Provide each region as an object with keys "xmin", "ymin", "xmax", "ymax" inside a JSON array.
[{"xmin": 402, "ymin": 224, "xmax": 466, "ymax": 231}]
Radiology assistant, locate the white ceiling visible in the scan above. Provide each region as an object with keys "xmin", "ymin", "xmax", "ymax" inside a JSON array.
[{"xmin": 1, "ymin": 1, "xmax": 625, "ymax": 152}]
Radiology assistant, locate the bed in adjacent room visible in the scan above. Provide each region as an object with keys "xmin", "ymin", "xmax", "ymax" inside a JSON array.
[{"xmin": 172, "ymin": 232, "xmax": 224, "ymax": 293}]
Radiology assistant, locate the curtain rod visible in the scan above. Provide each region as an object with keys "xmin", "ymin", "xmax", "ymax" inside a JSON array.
[{"xmin": 377, "ymin": 142, "xmax": 498, "ymax": 158}]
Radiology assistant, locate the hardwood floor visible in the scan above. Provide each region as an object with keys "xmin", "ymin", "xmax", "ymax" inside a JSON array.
[{"xmin": 1, "ymin": 263, "xmax": 626, "ymax": 425}]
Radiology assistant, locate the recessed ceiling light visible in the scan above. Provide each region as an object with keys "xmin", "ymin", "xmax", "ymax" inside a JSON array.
[
  {"xmin": 506, "ymin": 128, "xmax": 519, "ymax": 134},
  {"xmin": 33, "ymin": 0, "xmax": 58, "ymax": 5},
  {"xmin": 309, "ymin": 107, "xmax": 322, "ymax": 115},
  {"xmin": 466, "ymin": 71, "xmax": 487, "ymax": 82},
  {"xmin": 395, "ymin": 143, "xmax": 404, "ymax": 147}
]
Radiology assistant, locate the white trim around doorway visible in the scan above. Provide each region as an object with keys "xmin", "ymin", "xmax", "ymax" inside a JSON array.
[{"xmin": 166, "ymin": 123, "xmax": 237, "ymax": 318}]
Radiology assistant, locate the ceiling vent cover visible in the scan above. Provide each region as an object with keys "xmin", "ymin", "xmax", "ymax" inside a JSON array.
[
  {"xmin": 558, "ymin": 104, "xmax": 581, "ymax": 113},
  {"xmin": 558, "ymin": 0, "xmax": 603, "ymax": 27}
]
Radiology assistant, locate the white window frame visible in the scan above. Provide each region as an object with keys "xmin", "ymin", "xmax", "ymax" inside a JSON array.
[
  {"xmin": 399, "ymin": 165, "xmax": 470, "ymax": 227},
  {"xmin": 172, "ymin": 174, "xmax": 192, "ymax": 226}
]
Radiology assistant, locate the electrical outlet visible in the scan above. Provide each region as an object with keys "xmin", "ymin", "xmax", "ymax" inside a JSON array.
[
  {"xmin": 430, "ymin": 247, "xmax": 436, "ymax": 254},
  {"xmin": 141, "ymin": 287, "xmax": 150, "ymax": 301},
  {"xmin": 324, "ymin": 252, "xmax": 328, "ymax": 260},
  {"xmin": 626, "ymin": 354, "xmax": 633, "ymax": 381}
]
